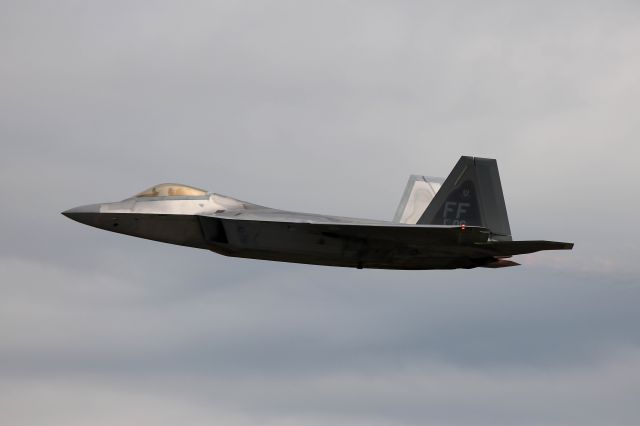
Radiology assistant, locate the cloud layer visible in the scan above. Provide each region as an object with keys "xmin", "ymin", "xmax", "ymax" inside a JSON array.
[{"xmin": 2, "ymin": 1, "xmax": 639, "ymax": 425}]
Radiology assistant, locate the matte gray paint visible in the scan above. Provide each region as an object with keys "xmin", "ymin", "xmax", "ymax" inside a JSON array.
[{"xmin": 63, "ymin": 156, "xmax": 572, "ymax": 270}]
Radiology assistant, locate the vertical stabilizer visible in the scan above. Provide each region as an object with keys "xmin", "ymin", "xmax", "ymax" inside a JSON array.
[
  {"xmin": 393, "ymin": 175, "xmax": 444, "ymax": 224},
  {"xmin": 417, "ymin": 156, "xmax": 512, "ymax": 240}
]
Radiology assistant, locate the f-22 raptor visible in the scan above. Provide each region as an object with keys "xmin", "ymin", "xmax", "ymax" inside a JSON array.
[{"xmin": 63, "ymin": 156, "xmax": 573, "ymax": 270}]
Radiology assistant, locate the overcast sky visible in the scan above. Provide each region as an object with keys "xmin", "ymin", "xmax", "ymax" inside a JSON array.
[{"xmin": 2, "ymin": 1, "xmax": 640, "ymax": 425}]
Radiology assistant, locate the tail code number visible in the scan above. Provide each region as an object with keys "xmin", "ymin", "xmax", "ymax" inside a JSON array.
[{"xmin": 442, "ymin": 201, "xmax": 470, "ymax": 225}]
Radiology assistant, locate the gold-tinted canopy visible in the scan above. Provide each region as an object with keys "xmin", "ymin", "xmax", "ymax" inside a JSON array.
[{"xmin": 135, "ymin": 183, "xmax": 208, "ymax": 198}]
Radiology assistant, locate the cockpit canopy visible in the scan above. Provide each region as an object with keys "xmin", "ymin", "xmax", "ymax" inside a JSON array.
[{"xmin": 135, "ymin": 183, "xmax": 208, "ymax": 198}]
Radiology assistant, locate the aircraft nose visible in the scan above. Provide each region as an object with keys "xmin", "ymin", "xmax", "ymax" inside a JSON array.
[{"xmin": 62, "ymin": 203, "xmax": 102, "ymax": 226}]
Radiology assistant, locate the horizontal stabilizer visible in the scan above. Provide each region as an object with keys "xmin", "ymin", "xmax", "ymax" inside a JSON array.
[
  {"xmin": 474, "ymin": 240, "xmax": 574, "ymax": 256},
  {"xmin": 481, "ymin": 259, "xmax": 521, "ymax": 268}
]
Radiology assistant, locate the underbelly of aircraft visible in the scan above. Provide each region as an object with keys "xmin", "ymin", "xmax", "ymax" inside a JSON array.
[
  {"xmin": 83, "ymin": 213, "xmax": 503, "ymax": 270},
  {"xmin": 201, "ymin": 217, "xmax": 497, "ymax": 270}
]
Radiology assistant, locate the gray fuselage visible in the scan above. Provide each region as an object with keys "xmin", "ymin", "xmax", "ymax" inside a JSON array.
[{"xmin": 63, "ymin": 192, "xmax": 512, "ymax": 270}]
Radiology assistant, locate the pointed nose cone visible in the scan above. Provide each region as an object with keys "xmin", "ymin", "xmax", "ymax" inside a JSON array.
[{"xmin": 62, "ymin": 203, "xmax": 102, "ymax": 227}]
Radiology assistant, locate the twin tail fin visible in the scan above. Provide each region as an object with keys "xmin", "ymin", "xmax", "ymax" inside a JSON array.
[{"xmin": 416, "ymin": 156, "xmax": 512, "ymax": 241}]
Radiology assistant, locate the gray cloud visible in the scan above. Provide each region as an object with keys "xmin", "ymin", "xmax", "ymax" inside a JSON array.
[{"xmin": 2, "ymin": 1, "xmax": 640, "ymax": 425}]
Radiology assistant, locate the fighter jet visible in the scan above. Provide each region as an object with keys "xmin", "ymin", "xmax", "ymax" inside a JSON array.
[{"xmin": 63, "ymin": 156, "xmax": 572, "ymax": 270}]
